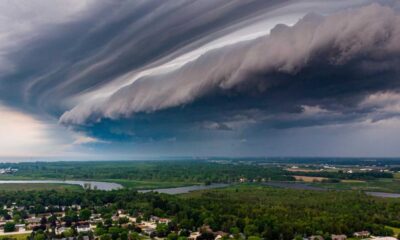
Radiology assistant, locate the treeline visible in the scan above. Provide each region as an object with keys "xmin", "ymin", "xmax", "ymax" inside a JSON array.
[
  {"xmin": 0, "ymin": 161, "xmax": 292, "ymax": 183},
  {"xmin": 1, "ymin": 186, "xmax": 400, "ymax": 240},
  {"xmin": 288, "ymin": 170, "xmax": 393, "ymax": 180}
]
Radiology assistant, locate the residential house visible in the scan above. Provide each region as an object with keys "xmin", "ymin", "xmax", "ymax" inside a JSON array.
[
  {"xmin": 331, "ymin": 234, "xmax": 347, "ymax": 240},
  {"xmin": 353, "ymin": 231, "xmax": 370, "ymax": 238},
  {"xmin": 188, "ymin": 231, "xmax": 201, "ymax": 240},
  {"xmin": 77, "ymin": 224, "xmax": 91, "ymax": 233},
  {"xmin": 15, "ymin": 223, "xmax": 26, "ymax": 232},
  {"xmin": 55, "ymin": 227, "xmax": 67, "ymax": 235}
]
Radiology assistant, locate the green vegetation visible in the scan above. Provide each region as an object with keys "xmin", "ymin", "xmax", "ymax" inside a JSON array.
[
  {"xmin": 0, "ymin": 161, "xmax": 292, "ymax": 189},
  {"xmin": 312, "ymin": 178, "xmax": 400, "ymax": 193},
  {"xmin": 0, "ymin": 233, "xmax": 31, "ymax": 240},
  {"xmin": 0, "ymin": 183, "xmax": 82, "ymax": 191},
  {"xmin": 1, "ymin": 184, "xmax": 400, "ymax": 240},
  {"xmin": 4, "ymin": 222, "xmax": 16, "ymax": 232}
]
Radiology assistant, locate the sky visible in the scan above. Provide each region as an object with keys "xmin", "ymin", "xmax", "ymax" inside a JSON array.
[{"xmin": 1, "ymin": 0, "xmax": 400, "ymax": 160}]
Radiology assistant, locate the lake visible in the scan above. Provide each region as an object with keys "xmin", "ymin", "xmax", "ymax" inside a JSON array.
[
  {"xmin": 0, "ymin": 180, "xmax": 122, "ymax": 191},
  {"xmin": 139, "ymin": 183, "xmax": 230, "ymax": 194}
]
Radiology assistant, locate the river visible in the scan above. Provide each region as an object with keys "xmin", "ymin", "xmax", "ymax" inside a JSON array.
[{"xmin": 138, "ymin": 183, "xmax": 230, "ymax": 194}]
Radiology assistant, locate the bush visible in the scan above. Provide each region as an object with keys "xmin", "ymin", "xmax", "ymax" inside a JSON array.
[{"xmin": 4, "ymin": 222, "xmax": 16, "ymax": 232}]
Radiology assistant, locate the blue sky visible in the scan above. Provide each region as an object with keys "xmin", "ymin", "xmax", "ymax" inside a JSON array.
[{"xmin": 1, "ymin": 0, "xmax": 400, "ymax": 160}]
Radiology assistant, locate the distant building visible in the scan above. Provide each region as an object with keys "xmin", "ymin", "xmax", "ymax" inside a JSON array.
[
  {"xmin": 77, "ymin": 225, "xmax": 91, "ymax": 233},
  {"xmin": 309, "ymin": 235, "xmax": 324, "ymax": 240},
  {"xmin": 188, "ymin": 231, "xmax": 201, "ymax": 240},
  {"xmin": 331, "ymin": 234, "xmax": 347, "ymax": 240},
  {"xmin": 353, "ymin": 231, "xmax": 370, "ymax": 238}
]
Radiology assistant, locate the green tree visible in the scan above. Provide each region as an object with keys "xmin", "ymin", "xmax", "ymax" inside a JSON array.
[
  {"xmin": 100, "ymin": 234, "xmax": 112, "ymax": 240},
  {"xmin": 156, "ymin": 223, "xmax": 169, "ymax": 237},
  {"xmin": 4, "ymin": 222, "xmax": 16, "ymax": 232},
  {"xmin": 129, "ymin": 232, "xmax": 140, "ymax": 240},
  {"xmin": 167, "ymin": 232, "xmax": 179, "ymax": 240},
  {"xmin": 244, "ymin": 224, "xmax": 258, "ymax": 237},
  {"xmin": 248, "ymin": 236, "xmax": 261, "ymax": 240},
  {"xmin": 34, "ymin": 233, "xmax": 46, "ymax": 240},
  {"xmin": 79, "ymin": 209, "xmax": 92, "ymax": 221}
]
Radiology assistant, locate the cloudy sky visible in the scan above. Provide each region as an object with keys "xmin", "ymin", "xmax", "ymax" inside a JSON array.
[{"xmin": 1, "ymin": 0, "xmax": 400, "ymax": 160}]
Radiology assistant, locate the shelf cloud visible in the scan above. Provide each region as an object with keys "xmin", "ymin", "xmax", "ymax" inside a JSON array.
[{"xmin": 1, "ymin": 0, "xmax": 400, "ymax": 158}]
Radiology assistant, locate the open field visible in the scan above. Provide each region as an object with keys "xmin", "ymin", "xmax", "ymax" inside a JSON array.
[
  {"xmin": 0, "ymin": 183, "xmax": 82, "ymax": 191},
  {"xmin": 341, "ymin": 179, "xmax": 366, "ymax": 183},
  {"xmin": 293, "ymin": 175, "xmax": 328, "ymax": 182},
  {"xmin": 386, "ymin": 226, "xmax": 400, "ymax": 236},
  {"xmin": 0, "ymin": 233, "xmax": 31, "ymax": 240}
]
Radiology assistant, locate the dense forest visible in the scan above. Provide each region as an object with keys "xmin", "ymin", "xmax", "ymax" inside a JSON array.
[
  {"xmin": 0, "ymin": 161, "xmax": 292, "ymax": 183},
  {"xmin": 1, "ymin": 185, "xmax": 399, "ymax": 240}
]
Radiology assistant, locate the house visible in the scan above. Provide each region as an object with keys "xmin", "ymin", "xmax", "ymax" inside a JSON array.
[
  {"xmin": 331, "ymin": 234, "xmax": 347, "ymax": 240},
  {"xmin": 158, "ymin": 218, "xmax": 171, "ymax": 224},
  {"xmin": 215, "ymin": 231, "xmax": 228, "ymax": 240},
  {"xmin": 55, "ymin": 227, "xmax": 67, "ymax": 235},
  {"xmin": 188, "ymin": 231, "xmax": 201, "ymax": 240},
  {"xmin": 141, "ymin": 226, "xmax": 155, "ymax": 236},
  {"xmin": 353, "ymin": 231, "xmax": 370, "ymax": 238},
  {"xmin": 27, "ymin": 217, "xmax": 42, "ymax": 224},
  {"xmin": 71, "ymin": 204, "xmax": 81, "ymax": 210},
  {"xmin": 309, "ymin": 236, "xmax": 324, "ymax": 240},
  {"xmin": 149, "ymin": 216, "xmax": 160, "ymax": 223},
  {"xmin": 15, "ymin": 223, "xmax": 26, "ymax": 232},
  {"xmin": 77, "ymin": 225, "xmax": 91, "ymax": 233}
]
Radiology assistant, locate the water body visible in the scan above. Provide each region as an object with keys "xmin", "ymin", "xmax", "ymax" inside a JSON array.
[
  {"xmin": 139, "ymin": 183, "xmax": 230, "ymax": 194},
  {"xmin": 365, "ymin": 191, "xmax": 400, "ymax": 198},
  {"xmin": 0, "ymin": 180, "xmax": 122, "ymax": 191}
]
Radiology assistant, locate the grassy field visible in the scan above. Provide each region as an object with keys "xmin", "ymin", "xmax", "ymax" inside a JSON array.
[
  {"xmin": 293, "ymin": 175, "xmax": 328, "ymax": 182},
  {"xmin": 387, "ymin": 226, "xmax": 400, "ymax": 236},
  {"xmin": 0, "ymin": 183, "xmax": 82, "ymax": 191},
  {"xmin": 394, "ymin": 172, "xmax": 400, "ymax": 179},
  {"xmin": 0, "ymin": 233, "xmax": 30, "ymax": 240}
]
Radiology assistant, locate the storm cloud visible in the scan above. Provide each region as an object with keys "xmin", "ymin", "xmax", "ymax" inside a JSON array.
[
  {"xmin": 60, "ymin": 3, "xmax": 400, "ymax": 129},
  {"xmin": 2, "ymin": 0, "xmax": 400, "ymax": 158}
]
